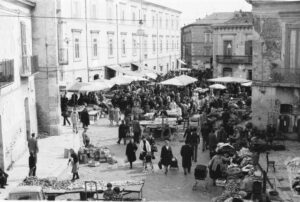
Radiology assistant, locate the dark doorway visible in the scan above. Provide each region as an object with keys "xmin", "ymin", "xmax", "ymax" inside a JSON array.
[
  {"xmin": 105, "ymin": 67, "xmax": 116, "ymax": 79},
  {"xmin": 93, "ymin": 74, "xmax": 99, "ymax": 80}
]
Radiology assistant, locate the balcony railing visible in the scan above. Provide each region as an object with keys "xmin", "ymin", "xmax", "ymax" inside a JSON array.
[
  {"xmin": 20, "ymin": 56, "xmax": 39, "ymax": 77},
  {"xmin": 216, "ymin": 55, "xmax": 252, "ymax": 64},
  {"xmin": 58, "ymin": 48, "xmax": 68, "ymax": 65},
  {"xmin": 269, "ymin": 68, "xmax": 300, "ymax": 85},
  {"xmin": 0, "ymin": 59, "xmax": 14, "ymax": 88}
]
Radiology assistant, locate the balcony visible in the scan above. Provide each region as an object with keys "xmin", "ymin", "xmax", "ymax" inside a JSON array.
[
  {"xmin": 269, "ymin": 68, "xmax": 300, "ymax": 86},
  {"xmin": 0, "ymin": 59, "xmax": 14, "ymax": 88},
  {"xmin": 20, "ymin": 56, "xmax": 39, "ymax": 77},
  {"xmin": 58, "ymin": 48, "xmax": 68, "ymax": 65},
  {"xmin": 216, "ymin": 55, "xmax": 252, "ymax": 64}
]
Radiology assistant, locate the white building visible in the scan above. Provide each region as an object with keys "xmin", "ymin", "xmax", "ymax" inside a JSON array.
[
  {"xmin": 0, "ymin": 0, "xmax": 38, "ymax": 169},
  {"xmin": 32, "ymin": 0, "xmax": 181, "ymax": 135}
]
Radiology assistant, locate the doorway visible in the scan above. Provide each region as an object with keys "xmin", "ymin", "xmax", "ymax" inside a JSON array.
[{"xmin": 24, "ymin": 98, "xmax": 31, "ymax": 140}]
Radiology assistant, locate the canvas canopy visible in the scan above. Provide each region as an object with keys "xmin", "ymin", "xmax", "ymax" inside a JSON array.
[
  {"xmin": 209, "ymin": 84, "xmax": 227, "ymax": 90},
  {"xmin": 208, "ymin": 76, "xmax": 250, "ymax": 83}
]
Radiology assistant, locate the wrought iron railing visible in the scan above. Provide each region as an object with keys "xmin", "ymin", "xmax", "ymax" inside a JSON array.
[{"xmin": 216, "ymin": 55, "xmax": 252, "ymax": 64}]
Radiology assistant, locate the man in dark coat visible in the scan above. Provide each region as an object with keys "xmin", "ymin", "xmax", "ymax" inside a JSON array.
[
  {"xmin": 160, "ymin": 139, "xmax": 173, "ymax": 175},
  {"xmin": 132, "ymin": 118, "xmax": 141, "ymax": 144},
  {"xmin": 183, "ymin": 127, "xmax": 192, "ymax": 145},
  {"xmin": 81, "ymin": 105, "xmax": 90, "ymax": 128},
  {"xmin": 0, "ymin": 168, "xmax": 8, "ymax": 188},
  {"xmin": 126, "ymin": 138, "xmax": 138, "ymax": 169},
  {"xmin": 117, "ymin": 121, "xmax": 128, "ymax": 145},
  {"xmin": 208, "ymin": 129, "xmax": 218, "ymax": 158},
  {"xmin": 190, "ymin": 128, "xmax": 200, "ymax": 162},
  {"xmin": 180, "ymin": 141, "xmax": 193, "ymax": 175},
  {"xmin": 201, "ymin": 123, "xmax": 211, "ymax": 152}
]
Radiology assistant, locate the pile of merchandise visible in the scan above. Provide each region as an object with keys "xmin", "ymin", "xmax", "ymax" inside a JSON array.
[{"xmin": 20, "ymin": 177, "xmax": 144, "ymax": 192}]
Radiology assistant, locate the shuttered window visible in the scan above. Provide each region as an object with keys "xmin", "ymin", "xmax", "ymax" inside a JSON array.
[{"xmin": 286, "ymin": 25, "xmax": 300, "ymax": 69}]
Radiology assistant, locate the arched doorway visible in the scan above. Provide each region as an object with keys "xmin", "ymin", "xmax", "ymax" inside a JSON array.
[
  {"xmin": 223, "ymin": 67, "xmax": 233, "ymax": 77},
  {"xmin": 24, "ymin": 98, "xmax": 30, "ymax": 140},
  {"xmin": 94, "ymin": 74, "xmax": 99, "ymax": 80}
]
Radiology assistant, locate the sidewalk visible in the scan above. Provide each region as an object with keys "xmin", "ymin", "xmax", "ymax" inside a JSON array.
[{"xmin": 0, "ymin": 126, "xmax": 79, "ymax": 199}]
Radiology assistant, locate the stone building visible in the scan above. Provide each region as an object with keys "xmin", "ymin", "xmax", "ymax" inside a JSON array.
[
  {"xmin": 246, "ymin": 0, "xmax": 300, "ymax": 135},
  {"xmin": 181, "ymin": 12, "xmax": 234, "ymax": 70},
  {"xmin": 213, "ymin": 11, "xmax": 253, "ymax": 79},
  {"xmin": 32, "ymin": 0, "xmax": 181, "ymax": 135},
  {"xmin": 0, "ymin": 0, "xmax": 38, "ymax": 169}
]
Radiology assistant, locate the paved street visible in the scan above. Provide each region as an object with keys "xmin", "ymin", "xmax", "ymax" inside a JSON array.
[{"xmin": 56, "ymin": 118, "xmax": 223, "ymax": 201}]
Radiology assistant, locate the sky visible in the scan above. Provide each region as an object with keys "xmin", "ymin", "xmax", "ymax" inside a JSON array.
[{"xmin": 149, "ymin": 0, "xmax": 252, "ymax": 26}]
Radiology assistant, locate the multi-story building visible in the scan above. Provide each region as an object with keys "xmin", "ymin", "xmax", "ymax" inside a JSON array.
[
  {"xmin": 32, "ymin": 0, "xmax": 181, "ymax": 135},
  {"xmin": 181, "ymin": 13, "xmax": 235, "ymax": 70},
  {"xmin": 246, "ymin": 0, "xmax": 300, "ymax": 135},
  {"xmin": 0, "ymin": 0, "xmax": 38, "ymax": 169},
  {"xmin": 213, "ymin": 11, "xmax": 253, "ymax": 79}
]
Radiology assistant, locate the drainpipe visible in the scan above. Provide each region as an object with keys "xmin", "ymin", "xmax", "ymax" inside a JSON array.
[{"xmin": 85, "ymin": 0, "xmax": 90, "ymax": 82}]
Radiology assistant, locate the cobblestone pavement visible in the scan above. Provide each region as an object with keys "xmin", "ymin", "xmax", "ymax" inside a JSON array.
[{"xmin": 57, "ymin": 118, "xmax": 224, "ymax": 201}]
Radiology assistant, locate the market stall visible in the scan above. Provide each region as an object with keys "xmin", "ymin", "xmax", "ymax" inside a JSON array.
[{"xmin": 19, "ymin": 177, "xmax": 145, "ymax": 201}]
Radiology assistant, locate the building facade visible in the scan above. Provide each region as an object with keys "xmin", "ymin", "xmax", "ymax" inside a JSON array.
[
  {"xmin": 213, "ymin": 11, "xmax": 253, "ymax": 79},
  {"xmin": 246, "ymin": 0, "xmax": 300, "ymax": 134},
  {"xmin": 0, "ymin": 0, "xmax": 38, "ymax": 169},
  {"xmin": 32, "ymin": 0, "xmax": 181, "ymax": 135},
  {"xmin": 181, "ymin": 13, "xmax": 235, "ymax": 70}
]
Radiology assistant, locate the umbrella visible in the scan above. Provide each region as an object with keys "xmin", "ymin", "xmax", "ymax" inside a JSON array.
[
  {"xmin": 160, "ymin": 75, "xmax": 197, "ymax": 86},
  {"xmin": 93, "ymin": 79, "xmax": 114, "ymax": 89},
  {"xmin": 80, "ymin": 82, "xmax": 111, "ymax": 92},
  {"xmin": 67, "ymin": 82, "xmax": 91, "ymax": 92},
  {"xmin": 123, "ymin": 75, "xmax": 148, "ymax": 82},
  {"xmin": 241, "ymin": 82, "xmax": 252, "ymax": 87},
  {"xmin": 194, "ymin": 87, "xmax": 209, "ymax": 93},
  {"xmin": 208, "ymin": 76, "xmax": 250, "ymax": 83},
  {"xmin": 109, "ymin": 76, "xmax": 135, "ymax": 85},
  {"xmin": 209, "ymin": 84, "xmax": 227, "ymax": 90}
]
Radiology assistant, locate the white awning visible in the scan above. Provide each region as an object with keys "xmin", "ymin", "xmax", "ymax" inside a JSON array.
[{"xmin": 177, "ymin": 59, "xmax": 187, "ymax": 65}]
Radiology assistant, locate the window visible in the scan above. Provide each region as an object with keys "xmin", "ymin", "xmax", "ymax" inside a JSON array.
[
  {"xmin": 72, "ymin": 31, "xmax": 81, "ymax": 61},
  {"xmin": 204, "ymin": 33, "xmax": 212, "ymax": 43},
  {"xmin": 166, "ymin": 37, "xmax": 169, "ymax": 51},
  {"xmin": 152, "ymin": 37, "xmax": 156, "ymax": 53},
  {"xmin": 160, "ymin": 66, "xmax": 163, "ymax": 72},
  {"xmin": 132, "ymin": 11, "xmax": 136, "ymax": 24},
  {"xmin": 120, "ymin": 5, "xmax": 125, "ymax": 22},
  {"xmin": 286, "ymin": 25, "xmax": 300, "ymax": 69},
  {"xmin": 171, "ymin": 16, "xmax": 174, "ymax": 29},
  {"xmin": 92, "ymin": 35, "xmax": 98, "ymax": 58},
  {"xmin": 177, "ymin": 39, "xmax": 179, "ymax": 50},
  {"xmin": 107, "ymin": 33, "xmax": 114, "ymax": 57},
  {"xmin": 72, "ymin": 0, "xmax": 80, "ymax": 18},
  {"xmin": 90, "ymin": 0, "xmax": 97, "ymax": 19},
  {"xmin": 132, "ymin": 34, "xmax": 137, "ymax": 56},
  {"xmin": 106, "ymin": 0, "xmax": 113, "ymax": 20},
  {"xmin": 223, "ymin": 40, "xmax": 232, "ymax": 56},
  {"xmin": 122, "ymin": 39, "xmax": 126, "ymax": 56},
  {"xmin": 159, "ymin": 37, "xmax": 163, "ymax": 53},
  {"xmin": 247, "ymin": 70, "xmax": 252, "ymax": 80},
  {"xmin": 152, "ymin": 15, "xmax": 155, "ymax": 27},
  {"xmin": 143, "ymin": 36, "xmax": 148, "ymax": 54},
  {"xmin": 143, "ymin": 14, "xmax": 146, "ymax": 24},
  {"xmin": 172, "ymin": 39, "xmax": 174, "ymax": 50},
  {"xmin": 159, "ymin": 14, "xmax": 162, "ymax": 28},
  {"xmin": 20, "ymin": 22, "xmax": 27, "ymax": 56},
  {"xmin": 165, "ymin": 14, "xmax": 168, "ymax": 29},
  {"xmin": 245, "ymin": 40, "xmax": 253, "ymax": 56}
]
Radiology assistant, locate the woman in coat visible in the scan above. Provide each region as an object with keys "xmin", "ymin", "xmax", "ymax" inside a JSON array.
[
  {"xmin": 126, "ymin": 138, "xmax": 138, "ymax": 169},
  {"xmin": 180, "ymin": 141, "xmax": 193, "ymax": 175},
  {"xmin": 81, "ymin": 107, "xmax": 90, "ymax": 128},
  {"xmin": 160, "ymin": 139, "xmax": 173, "ymax": 175},
  {"xmin": 68, "ymin": 149, "xmax": 79, "ymax": 181}
]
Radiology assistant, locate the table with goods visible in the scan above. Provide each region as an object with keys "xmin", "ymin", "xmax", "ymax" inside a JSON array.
[{"xmin": 19, "ymin": 177, "xmax": 145, "ymax": 201}]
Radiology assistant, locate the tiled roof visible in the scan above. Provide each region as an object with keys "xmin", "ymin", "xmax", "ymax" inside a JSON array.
[
  {"xmin": 194, "ymin": 12, "xmax": 235, "ymax": 25},
  {"xmin": 224, "ymin": 11, "xmax": 253, "ymax": 25}
]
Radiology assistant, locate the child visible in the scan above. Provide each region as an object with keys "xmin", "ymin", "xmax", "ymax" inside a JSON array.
[
  {"xmin": 112, "ymin": 186, "xmax": 122, "ymax": 200},
  {"xmin": 103, "ymin": 183, "xmax": 114, "ymax": 200}
]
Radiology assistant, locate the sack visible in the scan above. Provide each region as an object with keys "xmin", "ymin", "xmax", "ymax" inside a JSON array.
[
  {"xmin": 194, "ymin": 164, "xmax": 207, "ymax": 180},
  {"xmin": 139, "ymin": 152, "xmax": 146, "ymax": 161},
  {"xmin": 151, "ymin": 145, "xmax": 158, "ymax": 152},
  {"xmin": 158, "ymin": 160, "xmax": 162, "ymax": 169}
]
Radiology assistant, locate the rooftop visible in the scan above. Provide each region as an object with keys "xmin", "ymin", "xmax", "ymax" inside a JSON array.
[
  {"xmin": 224, "ymin": 11, "xmax": 253, "ymax": 25},
  {"xmin": 195, "ymin": 12, "xmax": 235, "ymax": 25}
]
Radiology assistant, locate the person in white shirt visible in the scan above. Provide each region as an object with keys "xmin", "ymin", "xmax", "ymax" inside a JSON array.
[{"xmin": 70, "ymin": 108, "xmax": 79, "ymax": 134}]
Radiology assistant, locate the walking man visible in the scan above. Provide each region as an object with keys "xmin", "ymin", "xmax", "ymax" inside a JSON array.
[
  {"xmin": 81, "ymin": 104, "xmax": 90, "ymax": 128},
  {"xmin": 180, "ymin": 141, "xmax": 193, "ymax": 175},
  {"xmin": 118, "ymin": 120, "xmax": 128, "ymax": 145},
  {"xmin": 28, "ymin": 133, "xmax": 39, "ymax": 158},
  {"xmin": 190, "ymin": 128, "xmax": 200, "ymax": 162}
]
